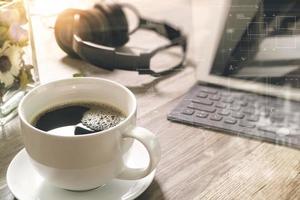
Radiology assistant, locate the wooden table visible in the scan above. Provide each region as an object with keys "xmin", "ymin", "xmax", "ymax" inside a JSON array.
[{"xmin": 1, "ymin": 0, "xmax": 300, "ymax": 199}]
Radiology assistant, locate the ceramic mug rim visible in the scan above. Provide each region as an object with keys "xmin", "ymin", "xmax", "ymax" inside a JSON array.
[{"xmin": 18, "ymin": 77, "xmax": 137, "ymax": 139}]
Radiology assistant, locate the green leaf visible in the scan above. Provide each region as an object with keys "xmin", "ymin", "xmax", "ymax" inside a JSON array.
[
  {"xmin": 19, "ymin": 65, "xmax": 33, "ymax": 89},
  {"xmin": 0, "ymin": 26, "xmax": 8, "ymax": 47},
  {"xmin": 73, "ymin": 72, "xmax": 85, "ymax": 77}
]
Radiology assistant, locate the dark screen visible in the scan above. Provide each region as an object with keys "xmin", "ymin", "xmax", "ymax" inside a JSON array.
[{"xmin": 211, "ymin": 0, "xmax": 300, "ymax": 88}]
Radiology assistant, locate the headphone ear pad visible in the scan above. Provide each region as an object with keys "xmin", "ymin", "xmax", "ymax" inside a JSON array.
[
  {"xmin": 55, "ymin": 9, "xmax": 100, "ymax": 57},
  {"xmin": 94, "ymin": 3, "xmax": 129, "ymax": 47},
  {"xmin": 86, "ymin": 8, "xmax": 111, "ymax": 45},
  {"xmin": 54, "ymin": 9, "xmax": 82, "ymax": 57}
]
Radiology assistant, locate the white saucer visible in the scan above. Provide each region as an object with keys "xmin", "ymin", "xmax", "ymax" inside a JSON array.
[{"xmin": 7, "ymin": 141, "xmax": 155, "ymax": 200}]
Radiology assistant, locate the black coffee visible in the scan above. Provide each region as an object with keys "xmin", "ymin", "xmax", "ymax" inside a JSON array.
[{"xmin": 32, "ymin": 102, "xmax": 125, "ymax": 136}]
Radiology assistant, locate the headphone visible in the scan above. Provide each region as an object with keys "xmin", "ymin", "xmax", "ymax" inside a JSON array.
[{"xmin": 54, "ymin": 2, "xmax": 187, "ymax": 77}]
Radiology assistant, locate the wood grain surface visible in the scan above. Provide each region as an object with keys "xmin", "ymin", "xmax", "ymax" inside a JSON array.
[{"xmin": 1, "ymin": 0, "xmax": 300, "ymax": 199}]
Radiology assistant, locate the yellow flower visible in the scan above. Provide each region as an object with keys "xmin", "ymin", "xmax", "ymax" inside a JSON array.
[{"xmin": 0, "ymin": 41, "xmax": 23, "ymax": 87}]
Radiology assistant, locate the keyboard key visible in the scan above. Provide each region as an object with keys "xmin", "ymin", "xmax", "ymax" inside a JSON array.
[
  {"xmin": 222, "ymin": 98, "xmax": 234, "ymax": 104},
  {"xmin": 196, "ymin": 111, "xmax": 208, "ymax": 118},
  {"xmin": 210, "ymin": 114, "xmax": 223, "ymax": 121},
  {"xmin": 230, "ymin": 105, "xmax": 241, "ymax": 111},
  {"xmin": 231, "ymin": 112, "xmax": 245, "ymax": 119},
  {"xmin": 239, "ymin": 120, "xmax": 255, "ymax": 128},
  {"xmin": 243, "ymin": 108, "xmax": 255, "ymax": 115},
  {"xmin": 200, "ymin": 88, "xmax": 218, "ymax": 94},
  {"xmin": 257, "ymin": 126, "xmax": 277, "ymax": 134},
  {"xmin": 235, "ymin": 100, "xmax": 248, "ymax": 107},
  {"xmin": 246, "ymin": 95, "xmax": 258, "ymax": 102},
  {"xmin": 224, "ymin": 118, "xmax": 237, "ymax": 124},
  {"xmin": 210, "ymin": 95, "xmax": 221, "ymax": 101},
  {"xmin": 287, "ymin": 116, "xmax": 298, "ymax": 123},
  {"xmin": 220, "ymin": 92, "xmax": 230, "ymax": 97},
  {"xmin": 197, "ymin": 92, "xmax": 208, "ymax": 98},
  {"xmin": 192, "ymin": 99, "xmax": 213, "ymax": 106},
  {"xmin": 187, "ymin": 103, "xmax": 216, "ymax": 113},
  {"xmin": 270, "ymin": 113, "xmax": 285, "ymax": 121},
  {"xmin": 247, "ymin": 115, "xmax": 259, "ymax": 122},
  {"xmin": 272, "ymin": 122, "xmax": 286, "ymax": 128},
  {"xmin": 260, "ymin": 107, "xmax": 271, "ymax": 116},
  {"xmin": 182, "ymin": 109, "xmax": 195, "ymax": 115},
  {"xmin": 276, "ymin": 127, "xmax": 290, "ymax": 136},
  {"xmin": 215, "ymin": 102, "xmax": 227, "ymax": 109},
  {"xmin": 235, "ymin": 95, "xmax": 246, "ymax": 100},
  {"xmin": 288, "ymin": 129, "xmax": 300, "ymax": 136},
  {"xmin": 217, "ymin": 109, "xmax": 230, "ymax": 116}
]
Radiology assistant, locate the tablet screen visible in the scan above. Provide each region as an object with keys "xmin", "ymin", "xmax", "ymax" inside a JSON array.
[{"xmin": 211, "ymin": 0, "xmax": 300, "ymax": 88}]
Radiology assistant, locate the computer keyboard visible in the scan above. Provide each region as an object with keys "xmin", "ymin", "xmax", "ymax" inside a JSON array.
[{"xmin": 167, "ymin": 84, "xmax": 300, "ymax": 149}]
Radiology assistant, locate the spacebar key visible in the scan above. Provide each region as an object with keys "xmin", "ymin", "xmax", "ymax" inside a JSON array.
[
  {"xmin": 187, "ymin": 103, "xmax": 216, "ymax": 113},
  {"xmin": 257, "ymin": 126, "xmax": 277, "ymax": 134}
]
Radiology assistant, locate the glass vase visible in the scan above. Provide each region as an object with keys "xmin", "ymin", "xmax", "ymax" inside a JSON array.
[{"xmin": 0, "ymin": 0, "xmax": 39, "ymax": 125}]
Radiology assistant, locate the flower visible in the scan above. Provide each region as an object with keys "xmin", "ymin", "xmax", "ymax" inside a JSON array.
[
  {"xmin": 0, "ymin": 41, "xmax": 23, "ymax": 87},
  {"xmin": 0, "ymin": 7, "xmax": 20, "ymax": 26},
  {"xmin": 0, "ymin": 1, "xmax": 27, "ymax": 26},
  {"xmin": 7, "ymin": 23, "xmax": 28, "ymax": 45}
]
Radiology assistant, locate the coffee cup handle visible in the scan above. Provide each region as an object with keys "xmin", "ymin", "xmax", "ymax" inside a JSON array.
[{"xmin": 117, "ymin": 127, "xmax": 161, "ymax": 180}]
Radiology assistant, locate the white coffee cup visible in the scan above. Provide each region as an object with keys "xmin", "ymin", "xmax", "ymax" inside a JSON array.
[{"xmin": 18, "ymin": 77, "xmax": 161, "ymax": 191}]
